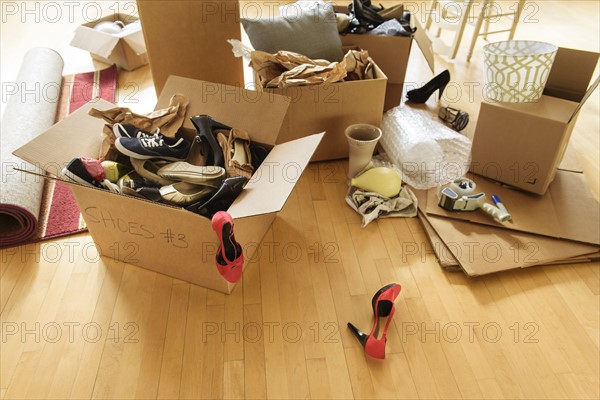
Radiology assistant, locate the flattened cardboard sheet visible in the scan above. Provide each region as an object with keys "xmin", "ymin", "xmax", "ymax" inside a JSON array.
[
  {"xmin": 415, "ymin": 188, "xmax": 600, "ymax": 275},
  {"xmin": 426, "ymin": 171, "xmax": 600, "ymax": 245}
]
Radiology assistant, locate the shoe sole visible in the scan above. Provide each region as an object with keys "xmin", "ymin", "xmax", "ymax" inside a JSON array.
[{"xmin": 115, "ymin": 140, "xmax": 185, "ymax": 162}]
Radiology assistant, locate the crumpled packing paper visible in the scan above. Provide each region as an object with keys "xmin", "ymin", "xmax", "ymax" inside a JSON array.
[{"xmin": 89, "ymin": 93, "xmax": 189, "ymax": 160}]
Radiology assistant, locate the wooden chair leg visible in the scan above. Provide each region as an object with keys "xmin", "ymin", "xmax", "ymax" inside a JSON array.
[{"xmin": 467, "ymin": 2, "xmax": 486, "ymax": 62}]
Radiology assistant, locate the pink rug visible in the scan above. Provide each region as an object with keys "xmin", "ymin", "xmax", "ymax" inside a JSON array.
[{"xmin": 26, "ymin": 65, "xmax": 117, "ymax": 243}]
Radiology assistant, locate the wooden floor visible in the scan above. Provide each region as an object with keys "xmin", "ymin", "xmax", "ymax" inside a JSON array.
[{"xmin": 1, "ymin": 1, "xmax": 599, "ymax": 399}]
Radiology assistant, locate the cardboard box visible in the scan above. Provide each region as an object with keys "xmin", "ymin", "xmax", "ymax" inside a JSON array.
[
  {"xmin": 70, "ymin": 13, "xmax": 148, "ymax": 71},
  {"xmin": 338, "ymin": 18, "xmax": 434, "ymax": 111},
  {"xmin": 470, "ymin": 47, "xmax": 599, "ymax": 194},
  {"xmin": 14, "ymin": 76, "xmax": 324, "ymax": 294},
  {"xmin": 137, "ymin": 0, "xmax": 244, "ymax": 95},
  {"xmin": 261, "ymin": 62, "xmax": 387, "ymax": 161}
]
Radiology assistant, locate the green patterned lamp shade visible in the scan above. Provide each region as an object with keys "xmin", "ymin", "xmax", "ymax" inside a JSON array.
[{"xmin": 483, "ymin": 40, "xmax": 558, "ymax": 102}]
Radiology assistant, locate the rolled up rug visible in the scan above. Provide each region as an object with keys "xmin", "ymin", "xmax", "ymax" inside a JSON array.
[{"xmin": 0, "ymin": 47, "xmax": 64, "ymax": 247}]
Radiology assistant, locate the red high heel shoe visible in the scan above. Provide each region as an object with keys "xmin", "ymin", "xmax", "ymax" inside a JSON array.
[
  {"xmin": 211, "ymin": 211, "xmax": 244, "ymax": 283},
  {"xmin": 348, "ymin": 283, "xmax": 401, "ymax": 359}
]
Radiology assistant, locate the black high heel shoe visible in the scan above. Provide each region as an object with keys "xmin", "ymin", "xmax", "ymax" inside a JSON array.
[
  {"xmin": 351, "ymin": 0, "xmax": 385, "ymax": 29},
  {"xmin": 406, "ymin": 70, "xmax": 451, "ymax": 104},
  {"xmin": 190, "ymin": 115, "xmax": 231, "ymax": 168},
  {"xmin": 347, "ymin": 283, "xmax": 401, "ymax": 359},
  {"xmin": 186, "ymin": 176, "xmax": 248, "ymax": 218}
]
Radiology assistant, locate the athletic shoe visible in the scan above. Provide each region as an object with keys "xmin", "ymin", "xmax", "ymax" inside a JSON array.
[
  {"xmin": 112, "ymin": 123, "xmax": 160, "ymax": 139},
  {"xmin": 62, "ymin": 157, "xmax": 120, "ymax": 193},
  {"xmin": 115, "ymin": 135, "xmax": 190, "ymax": 161}
]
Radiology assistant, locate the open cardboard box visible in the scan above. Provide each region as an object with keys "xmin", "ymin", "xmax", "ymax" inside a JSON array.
[
  {"xmin": 470, "ymin": 47, "xmax": 600, "ymax": 194},
  {"xmin": 14, "ymin": 76, "xmax": 324, "ymax": 294},
  {"xmin": 70, "ymin": 13, "xmax": 148, "ymax": 71},
  {"xmin": 259, "ymin": 60, "xmax": 387, "ymax": 161},
  {"xmin": 335, "ymin": 7, "xmax": 435, "ymax": 111}
]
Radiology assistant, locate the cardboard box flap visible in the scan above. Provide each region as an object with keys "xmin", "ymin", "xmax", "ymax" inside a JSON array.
[
  {"xmin": 121, "ymin": 28, "xmax": 147, "ymax": 55},
  {"xmin": 544, "ymin": 47, "xmax": 599, "ymax": 102},
  {"xmin": 157, "ymin": 76, "xmax": 290, "ymax": 145},
  {"xmin": 228, "ymin": 132, "xmax": 325, "ymax": 219},
  {"xmin": 569, "ymin": 75, "xmax": 600, "ymax": 122},
  {"xmin": 13, "ymin": 100, "xmax": 112, "ymax": 174},
  {"xmin": 412, "ymin": 18, "xmax": 435, "ymax": 72},
  {"xmin": 71, "ymin": 26, "xmax": 120, "ymax": 59}
]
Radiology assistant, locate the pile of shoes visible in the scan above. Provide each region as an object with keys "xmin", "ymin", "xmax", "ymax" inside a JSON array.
[
  {"xmin": 344, "ymin": 0, "xmax": 416, "ymax": 35},
  {"xmin": 62, "ymin": 115, "xmax": 269, "ymax": 218}
]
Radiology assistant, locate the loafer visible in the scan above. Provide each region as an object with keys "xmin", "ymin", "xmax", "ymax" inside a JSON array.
[
  {"xmin": 159, "ymin": 182, "xmax": 216, "ymax": 205},
  {"xmin": 157, "ymin": 162, "xmax": 225, "ymax": 187},
  {"xmin": 131, "ymin": 158, "xmax": 175, "ymax": 186}
]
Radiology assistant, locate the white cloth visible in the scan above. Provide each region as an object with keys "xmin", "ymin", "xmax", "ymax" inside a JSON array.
[{"xmin": 346, "ymin": 186, "xmax": 418, "ymax": 227}]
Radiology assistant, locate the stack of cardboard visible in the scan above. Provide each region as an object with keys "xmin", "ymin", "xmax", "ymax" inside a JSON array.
[
  {"xmin": 415, "ymin": 150, "xmax": 600, "ymax": 276},
  {"xmin": 415, "ymin": 45, "xmax": 600, "ymax": 275}
]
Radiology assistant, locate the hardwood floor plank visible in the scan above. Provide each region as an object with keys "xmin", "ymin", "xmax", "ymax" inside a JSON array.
[{"xmin": 157, "ymin": 283, "xmax": 189, "ymax": 400}]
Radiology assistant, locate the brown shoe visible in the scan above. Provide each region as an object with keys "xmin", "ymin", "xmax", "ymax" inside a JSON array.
[{"xmin": 217, "ymin": 128, "xmax": 254, "ymax": 179}]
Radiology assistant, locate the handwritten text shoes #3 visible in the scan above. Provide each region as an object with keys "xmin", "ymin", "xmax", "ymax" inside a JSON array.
[
  {"xmin": 211, "ymin": 211, "xmax": 244, "ymax": 283},
  {"xmin": 115, "ymin": 135, "xmax": 190, "ymax": 161}
]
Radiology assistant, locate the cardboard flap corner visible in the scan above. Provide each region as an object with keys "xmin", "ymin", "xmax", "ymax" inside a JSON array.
[
  {"xmin": 121, "ymin": 28, "xmax": 147, "ymax": 55},
  {"xmin": 227, "ymin": 132, "xmax": 325, "ymax": 219},
  {"xmin": 71, "ymin": 26, "xmax": 120, "ymax": 58},
  {"xmin": 156, "ymin": 76, "xmax": 291, "ymax": 145},
  {"xmin": 568, "ymin": 74, "xmax": 600, "ymax": 122},
  {"xmin": 412, "ymin": 18, "xmax": 435, "ymax": 72},
  {"xmin": 13, "ymin": 99, "xmax": 115, "ymax": 172},
  {"xmin": 544, "ymin": 47, "xmax": 600, "ymax": 102}
]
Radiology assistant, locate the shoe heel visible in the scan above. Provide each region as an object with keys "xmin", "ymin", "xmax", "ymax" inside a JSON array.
[{"xmin": 439, "ymin": 82, "xmax": 448, "ymax": 100}]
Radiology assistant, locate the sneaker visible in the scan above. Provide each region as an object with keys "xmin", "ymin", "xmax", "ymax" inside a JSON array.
[
  {"xmin": 115, "ymin": 136, "xmax": 191, "ymax": 161},
  {"xmin": 112, "ymin": 123, "xmax": 160, "ymax": 139},
  {"xmin": 62, "ymin": 157, "xmax": 120, "ymax": 193}
]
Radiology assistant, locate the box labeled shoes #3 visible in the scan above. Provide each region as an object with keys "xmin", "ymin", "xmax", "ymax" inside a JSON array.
[
  {"xmin": 471, "ymin": 47, "xmax": 600, "ymax": 194},
  {"xmin": 70, "ymin": 13, "xmax": 148, "ymax": 71},
  {"xmin": 14, "ymin": 77, "xmax": 324, "ymax": 294}
]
